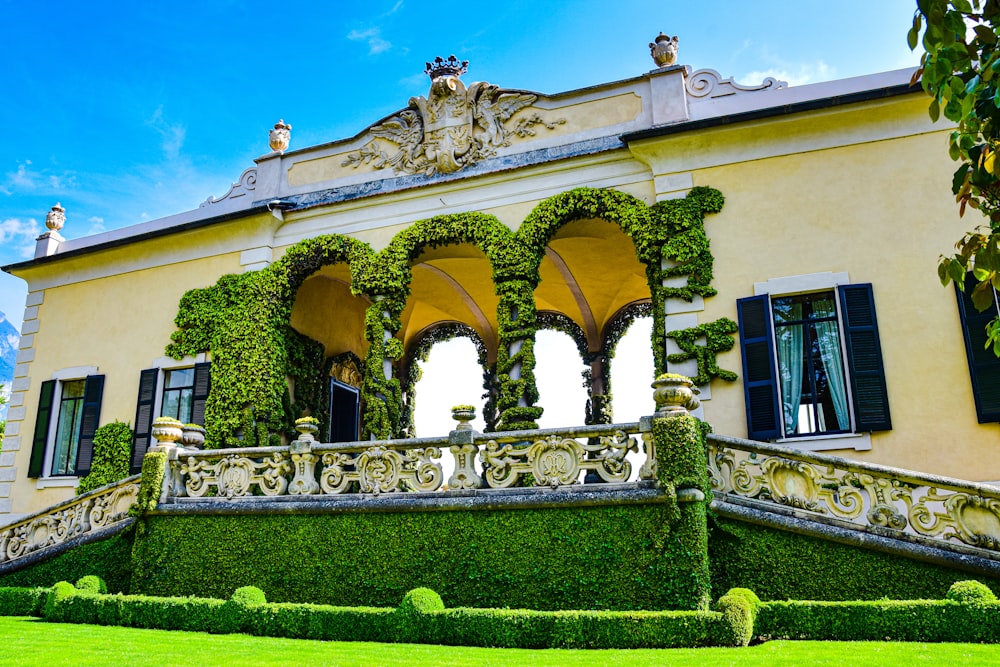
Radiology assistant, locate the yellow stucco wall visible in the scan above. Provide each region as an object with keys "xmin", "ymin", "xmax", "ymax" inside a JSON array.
[
  {"xmin": 8, "ymin": 239, "xmax": 243, "ymax": 513},
  {"xmin": 694, "ymin": 128, "xmax": 996, "ymax": 480}
]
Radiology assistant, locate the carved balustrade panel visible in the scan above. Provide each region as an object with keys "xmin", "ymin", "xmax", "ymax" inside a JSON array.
[
  {"xmin": 0, "ymin": 477, "xmax": 139, "ymax": 565},
  {"xmin": 708, "ymin": 435, "xmax": 1000, "ymax": 553},
  {"xmin": 479, "ymin": 427, "xmax": 640, "ymax": 489}
]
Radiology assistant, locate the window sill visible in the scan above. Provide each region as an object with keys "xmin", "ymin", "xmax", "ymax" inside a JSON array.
[
  {"xmin": 35, "ymin": 477, "xmax": 79, "ymax": 490},
  {"xmin": 775, "ymin": 432, "xmax": 872, "ymax": 452}
]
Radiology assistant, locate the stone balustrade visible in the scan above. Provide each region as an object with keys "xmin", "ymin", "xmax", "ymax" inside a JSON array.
[
  {"xmin": 0, "ymin": 475, "xmax": 139, "ymax": 569},
  {"xmin": 708, "ymin": 434, "xmax": 1000, "ymax": 557},
  {"xmin": 162, "ymin": 422, "xmax": 651, "ymax": 501}
]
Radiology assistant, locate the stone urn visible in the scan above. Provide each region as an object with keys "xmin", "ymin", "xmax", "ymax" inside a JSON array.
[
  {"xmin": 451, "ymin": 405, "xmax": 476, "ymax": 431},
  {"xmin": 45, "ymin": 203, "xmax": 66, "ymax": 231},
  {"xmin": 269, "ymin": 119, "xmax": 292, "ymax": 153},
  {"xmin": 151, "ymin": 416, "xmax": 184, "ymax": 446},
  {"xmin": 649, "ymin": 33, "xmax": 679, "ymax": 68},
  {"xmin": 651, "ymin": 373, "xmax": 700, "ymax": 416},
  {"xmin": 181, "ymin": 424, "xmax": 206, "ymax": 449},
  {"xmin": 294, "ymin": 417, "xmax": 319, "ymax": 441}
]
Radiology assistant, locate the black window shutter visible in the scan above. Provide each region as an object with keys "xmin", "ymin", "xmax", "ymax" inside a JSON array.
[
  {"xmin": 839, "ymin": 284, "xmax": 891, "ymax": 432},
  {"xmin": 130, "ymin": 368, "xmax": 160, "ymax": 474},
  {"xmin": 191, "ymin": 362, "xmax": 211, "ymax": 427},
  {"xmin": 737, "ymin": 295, "xmax": 782, "ymax": 440},
  {"xmin": 74, "ymin": 375, "xmax": 105, "ymax": 476},
  {"xmin": 28, "ymin": 380, "xmax": 56, "ymax": 478},
  {"xmin": 955, "ymin": 276, "xmax": 1000, "ymax": 422}
]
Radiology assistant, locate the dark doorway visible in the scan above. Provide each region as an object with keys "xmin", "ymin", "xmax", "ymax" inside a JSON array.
[{"xmin": 329, "ymin": 379, "xmax": 360, "ymax": 442}]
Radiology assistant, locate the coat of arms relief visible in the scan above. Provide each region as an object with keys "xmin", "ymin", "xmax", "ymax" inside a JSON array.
[{"xmin": 343, "ymin": 56, "xmax": 565, "ymax": 176}]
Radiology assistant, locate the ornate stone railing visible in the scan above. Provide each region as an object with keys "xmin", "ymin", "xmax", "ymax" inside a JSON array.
[
  {"xmin": 161, "ymin": 422, "xmax": 652, "ymax": 501},
  {"xmin": 0, "ymin": 475, "xmax": 140, "ymax": 569},
  {"xmin": 708, "ymin": 434, "xmax": 1000, "ymax": 558}
]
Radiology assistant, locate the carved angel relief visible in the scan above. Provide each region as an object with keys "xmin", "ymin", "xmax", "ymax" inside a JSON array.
[{"xmin": 344, "ymin": 56, "xmax": 564, "ymax": 176}]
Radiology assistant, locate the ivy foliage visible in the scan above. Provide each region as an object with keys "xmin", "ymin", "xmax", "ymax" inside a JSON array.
[
  {"xmin": 665, "ymin": 319, "xmax": 740, "ymax": 386},
  {"xmin": 76, "ymin": 421, "xmax": 134, "ymax": 495},
  {"xmin": 166, "ymin": 186, "xmax": 730, "ymax": 443},
  {"xmin": 911, "ymin": 1, "xmax": 1000, "ymax": 353}
]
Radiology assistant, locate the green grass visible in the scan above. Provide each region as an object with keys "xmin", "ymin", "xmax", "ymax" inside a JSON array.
[{"xmin": 2, "ymin": 617, "xmax": 999, "ymax": 667}]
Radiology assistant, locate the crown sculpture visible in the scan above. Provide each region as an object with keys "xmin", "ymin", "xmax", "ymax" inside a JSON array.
[
  {"xmin": 269, "ymin": 119, "xmax": 292, "ymax": 153},
  {"xmin": 650, "ymin": 33, "xmax": 679, "ymax": 67},
  {"xmin": 343, "ymin": 56, "xmax": 565, "ymax": 176}
]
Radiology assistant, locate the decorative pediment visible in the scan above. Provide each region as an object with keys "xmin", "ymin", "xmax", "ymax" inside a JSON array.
[{"xmin": 342, "ymin": 56, "xmax": 564, "ymax": 177}]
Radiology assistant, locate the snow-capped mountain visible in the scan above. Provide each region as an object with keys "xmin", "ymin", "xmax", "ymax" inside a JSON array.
[{"xmin": 0, "ymin": 312, "xmax": 19, "ymax": 417}]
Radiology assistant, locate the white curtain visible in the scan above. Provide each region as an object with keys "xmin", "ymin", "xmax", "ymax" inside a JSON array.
[
  {"xmin": 775, "ymin": 303, "xmax": 804, "ymax": 435},
  {"xmin": 813, "ymin": 299, "xmax": 850, "ymax": 430}
]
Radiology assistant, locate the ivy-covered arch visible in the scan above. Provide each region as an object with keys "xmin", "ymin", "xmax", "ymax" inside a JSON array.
[
  {"xmin": 167, "ymin": 234, "xmax": 375, "ymax": 447},
  {"xmin": 374, "ymin": 212, "xmax": 541, "ymax": 433}
]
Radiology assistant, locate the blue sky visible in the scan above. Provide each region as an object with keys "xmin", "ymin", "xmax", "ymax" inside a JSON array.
[{"xmin": 0, "ymin": 0, "xmax": 923, "ymax": 328}]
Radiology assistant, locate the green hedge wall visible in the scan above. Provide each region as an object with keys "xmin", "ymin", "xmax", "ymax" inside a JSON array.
[
  {"xmin": 42, "ymin": 583, "xmax": 747, "ymax": 649},
  {"xmin": 0, "ymin": 531, "xmax": 134, "ymax": 593},
  {"xmin": 0, "ymin": 586, "xmax": 47, "ymax": 616},
  {"xmin": 708, "ymin": 515, "xmax": 1000, "ymax": 600},
  {"xmin": 755, "ymin": 598, "xmax": 1000, "ymax": 642},
  {"xmin": 131, "ymin": 503, "xmax": 699, "ymax": 611}
]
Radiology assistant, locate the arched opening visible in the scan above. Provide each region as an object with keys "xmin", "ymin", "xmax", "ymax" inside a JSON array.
[
  {"xmin": 398, "ymin": 242, "xmax": 501, "ymax": 433},
  {"xmin": 533, "ymin": 329, "xmax": 589, "ymax": 428},
  {"xmin": 289, "ymin": 263, "xmax": 371, "ymax": 442},
  {"xmin": 412, "ymin": 336, "xmax": 487, "ymax": 436},
  {"xmin": 610, "ymin": 316, "xmax": 655, "ymax": 421},
  {"xmin": 533, "ymin": 217, "xmax": 652, "ymax": 424}
]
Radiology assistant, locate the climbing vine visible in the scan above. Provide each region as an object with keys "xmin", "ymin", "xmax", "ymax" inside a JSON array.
[{"xmin": 665, "ymin": 319, "xmax": 740, "ymax": 386}]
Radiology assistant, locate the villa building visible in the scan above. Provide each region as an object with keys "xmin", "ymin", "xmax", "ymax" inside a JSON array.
[{"xmin": 1, "ymin": 43, "xmax": 994, "ymax": 523}]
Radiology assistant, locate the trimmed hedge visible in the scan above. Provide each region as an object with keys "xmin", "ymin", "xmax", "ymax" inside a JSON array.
[
  {"xmin": 0, "ymin": 586, "xmax": 48, "ymax": 616},
  {"xmin": 131, "ymin": 503, "xmax": 703, "ymax": 611},
  {"xmin": 755, "ymin": 598, "xmax": 1000, "ymax": 642},
  {"xmin": 41, "ymin": 583, "xmax": 745, "ymax": 649},
  {"xmin": 708, "ymin": 515, "xmax": 1000, "ymax": 600}
]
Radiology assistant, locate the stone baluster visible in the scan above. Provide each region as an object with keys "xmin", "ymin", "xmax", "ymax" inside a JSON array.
[
  {"xmin": 448, "ymin": 406, "xmax": 483, "ymax": 489},
  {"xmin": 288, "ymin": 418, "xmax": 320, "ymax": 495}
]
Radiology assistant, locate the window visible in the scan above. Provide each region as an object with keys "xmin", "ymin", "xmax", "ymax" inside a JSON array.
[
  {"xmin": 28, "ymin": 374, "xmax": 105, "ymax": 479},
  {"xmin": 161, "ymin": 368, "xmax": 196, "ymax": 424},
  {"xmin": 51, "ymin": 380, "xmax": 86, "ymax": 475},
  {"xmin": 130, "ymin": 362, "xmax": 210, "ymax": 473},
  {"xmin": 737, "ymin": 281, "xmax": 891, "ymax": 445},
  {"xmin": 955, "ymin": 275, "xmax": 1000, "ymax": 423}
]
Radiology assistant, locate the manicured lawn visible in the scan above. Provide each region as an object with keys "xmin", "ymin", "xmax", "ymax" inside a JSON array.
[{"xmin": 3, "ymin": 616, "xmax": 998, "ymax": 666}]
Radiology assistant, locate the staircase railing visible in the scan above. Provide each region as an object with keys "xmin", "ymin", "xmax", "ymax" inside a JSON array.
[
  {"xmin": 708, "ymin": 433, "xmax": 1000, "ymax": 559},
  {"xmin": 0, "ymin": 475, "xmax": 140, "ymax": 570}
]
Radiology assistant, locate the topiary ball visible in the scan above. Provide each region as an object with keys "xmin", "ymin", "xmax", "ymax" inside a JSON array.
[
  {"xmin": 947, "ymin": 580, "xmax": 997, "ymax": 604},
  {"xmin": 398, "ymin": 587, "xmax": 444, "ymax": 615},
  {"xmin": 75, "ymin": 575, "xmax": 108, "ymax": 595},
  {"xmin": 230, "ymin": 586, "xmax": 266, "ymax": 606}
]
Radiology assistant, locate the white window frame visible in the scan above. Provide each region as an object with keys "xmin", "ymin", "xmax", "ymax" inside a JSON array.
[
  {"xmin": 149, "ymin": 354, "xmax": 208, "ymax": 423},
  {"xmin": 753, "ymin": 272, "xmax": 872, "ymax": 452},
  {"xmin": 36, "ymin": 365, "xmax": 99, "ymax": 489}
]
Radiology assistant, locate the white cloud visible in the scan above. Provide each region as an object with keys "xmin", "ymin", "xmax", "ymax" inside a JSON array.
[
  {"xmin": 0, "ymin": 217, "xmax": 41, "ymax": 258},
  {"xmin": 86, "ymin": 216, "xmax": 105, "ymax": 235},
  {"xmin": 146, "ymin": 106, "xmax": 187, "ymax": 160},
  {"xmin": 348, "ymin": 27, "xmax": 392, "ymax": 55},
  {"xmin": 743, "ymin": 60, "xmax": 833, "ymax": 87}
]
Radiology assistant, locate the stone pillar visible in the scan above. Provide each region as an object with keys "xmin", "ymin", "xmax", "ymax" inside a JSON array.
[{"xmin": 645, "ymin": 373, "xmax": 711, "ymax": 610}]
